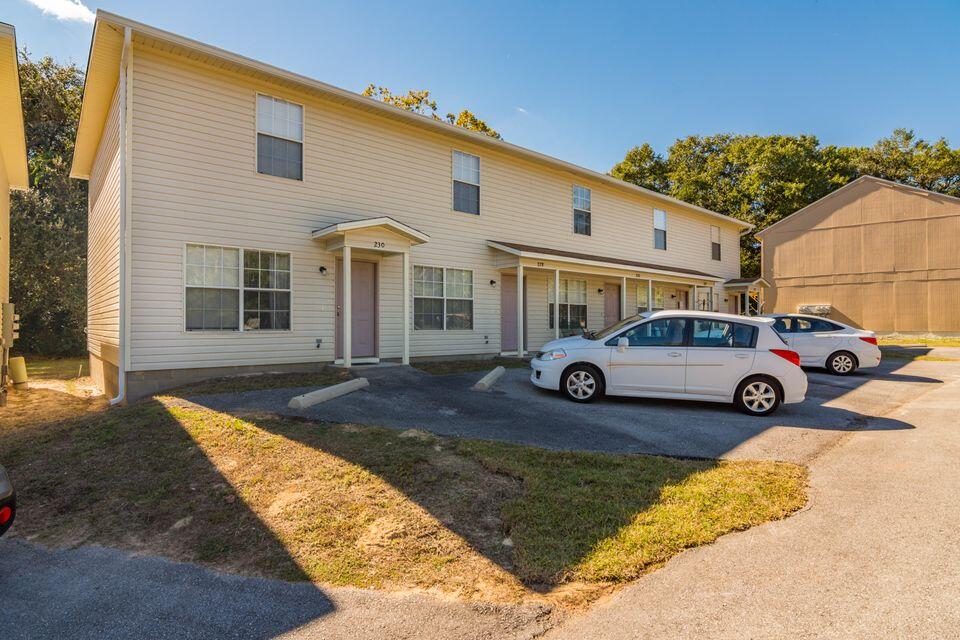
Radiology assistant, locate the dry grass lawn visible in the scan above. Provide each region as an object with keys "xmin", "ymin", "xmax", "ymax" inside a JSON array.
[
  {"xmin": 2, "ymin": 360, "xmax": 808, "ymax": 607},
  {"xmin": 412, "ymin": 357, "xmax": 530, "ymax": 375}
]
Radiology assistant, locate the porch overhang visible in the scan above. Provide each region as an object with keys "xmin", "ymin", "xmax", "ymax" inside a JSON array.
[
  {"xmin": 487, "ymin": 240, "xmax": 724, "ymax": 285},
  {"xmin": 723, "ymin": 277, "xmax": 770, "ymax": 291},
  {"xmin": 312, "ymin": 216, "xmax": 429, "ymax": 254}
]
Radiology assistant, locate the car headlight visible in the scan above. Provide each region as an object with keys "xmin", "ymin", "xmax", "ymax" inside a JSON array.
[{"xmin": 539, "ymin": 348, "xmax": 567, "ymax": 361}]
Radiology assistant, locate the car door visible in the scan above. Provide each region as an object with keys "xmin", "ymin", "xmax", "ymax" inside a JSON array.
[
  {"xmin": 789, "ymin": 316, "xmax": 834, "ymax": 365},
  {"xmin": 685, "ymin": 319, "xmax": 757, "ymax": 396},
  {"xmin": 607, "ymin": 317, "xmax": 688, "ymax": 393}
]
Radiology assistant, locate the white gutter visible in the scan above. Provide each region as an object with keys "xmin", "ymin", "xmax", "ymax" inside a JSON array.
[{"xmin": 109, "ymin": 26, "xmax": 131, "ymax": 406}]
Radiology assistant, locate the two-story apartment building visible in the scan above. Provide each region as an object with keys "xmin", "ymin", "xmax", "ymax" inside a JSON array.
[{"xmin": 71, "ymin": 12, "xmax": 752, "ymax": 402}]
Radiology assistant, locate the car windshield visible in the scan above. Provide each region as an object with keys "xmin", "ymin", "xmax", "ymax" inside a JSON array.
[{"xmin": 589, "ymin": 315, "xmax": 643, "ymax": 341}]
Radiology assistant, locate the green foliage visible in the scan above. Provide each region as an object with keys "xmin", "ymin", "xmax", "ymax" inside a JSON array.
[
  {"xmin": 362, "ymin": 83, "xmax": 501, "ymax": 139},
  {"xmin": 611, "ymin": 129, "xmax": 960, "ymax": 276},
  {"xmin": 10, "ymin": 51, "xmax": 87, "ymax": 356}
]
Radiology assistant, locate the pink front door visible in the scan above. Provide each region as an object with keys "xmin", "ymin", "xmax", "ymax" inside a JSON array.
[
  {"xmin": 604, "ymin": 283, "xmax": 621, "ymax": 327},
  {"xmin": 336, "ymin": 260, "xmax": 377, "ymax": 359},
  {"xmin": 500, "ymin": 274, "xmax": 527, "ymax": 352}
]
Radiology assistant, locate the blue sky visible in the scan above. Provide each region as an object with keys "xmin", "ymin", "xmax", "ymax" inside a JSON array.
[{"xmin": 6, "ymin": 0, "xmax": 960, "ymax": 172}]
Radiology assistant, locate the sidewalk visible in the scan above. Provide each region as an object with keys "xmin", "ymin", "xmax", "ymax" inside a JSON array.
[{"xmin": 546, "ymin": 360, "xmax": 960, "ymax": 639}]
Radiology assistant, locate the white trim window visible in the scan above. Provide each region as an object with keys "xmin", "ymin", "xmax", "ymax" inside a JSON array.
[
  {"xmin": 654, "ymin": 209, "xmax": 667, "ymax": 250},
  {"xmin": 257, "ymin": 94, "xmax": 303, "ymax": 180},
  {"xmin": 185, "ymin": 244, "xmax": 291, "ymax": 331},
  {"xmin": 711, "ymin": 225, "xmax": 721, "ymax": 261},
  {"xmin": 452, "ymin": 150, "xmax": 480, "ymax": 214},
  {"xmin": 573, "ymin": 185, "xmax": 591, "ymax": 236},
  {"xmin": 414, "ymin": 266, "xmax": 474, "ymax": 330},
  {"xmin": 636, "ymin": 283, "xmax": 665, "ymax": 313},
  {"xmin": 549, "ymin": 278, "xmax": 587, "ymax": 333},
  {"xmin": 243, "ymin": 250, "xmax": 292, "ymax": 330}
]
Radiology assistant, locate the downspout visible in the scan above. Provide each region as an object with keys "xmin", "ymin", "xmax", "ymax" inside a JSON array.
[{"xmin": 110, "ymin": 26, "xmax": 132, "ymax": 406}]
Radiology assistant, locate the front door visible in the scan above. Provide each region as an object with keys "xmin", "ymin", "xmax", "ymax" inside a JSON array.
[
  {"xmin": 336, "ymin": 259, "xmax": 377, "ymax": 359},
  {"xmin": 677, "ymin": 290, "xmax": 689, "ymax": 310},
  {"xmin": 608, "ymin": 317, "xmax": 688, "ymax": 393},
  {"xmin": 604, "ymin": 284, "xmax": 621, "ymax": 328},
  {"xmin": 500, "ymin": 274, "xmax": 527, "ymax": 352}
]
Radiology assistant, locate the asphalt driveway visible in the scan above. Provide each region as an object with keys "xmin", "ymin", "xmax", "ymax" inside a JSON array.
[{"xmin": 191, "ymin": 357, "xmax": 941, "ymax": 463}]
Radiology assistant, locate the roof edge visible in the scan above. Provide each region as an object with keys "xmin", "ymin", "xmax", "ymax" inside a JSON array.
[{"xmin": 79, "ymin": 11, "xmax": 751, "ymax": 229}]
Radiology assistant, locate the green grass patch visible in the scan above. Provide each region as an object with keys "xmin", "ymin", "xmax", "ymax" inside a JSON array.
[
  {"xmin": 880, "ymin": 337, "xmax": 960, "ymax": 347},
  {"xmin": 3, "ymin": 398, "xmax": 807, "ymax": 605},
  {"xmin": 412, "ymin": 357, "xmax": 530, "ymax": 375},
  {"xmin": 17, "ymin": 355, "xmax": 87, "ymax": 380}
]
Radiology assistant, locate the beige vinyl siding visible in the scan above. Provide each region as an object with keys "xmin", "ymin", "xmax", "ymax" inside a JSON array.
[
  {"xmin": 0, "ymin": 151, "xmax": 9, "ymax": 303},
  {"xmin": 87, "ymin": 83, "xmax": 122, "ymax": 363},
  {"xmin": 128, "ymin": 42, "xmax": 742, "ymax": 370},
  {"xmin": 761, "ymin": 179, "xmax": 960, "ymax": 333}
]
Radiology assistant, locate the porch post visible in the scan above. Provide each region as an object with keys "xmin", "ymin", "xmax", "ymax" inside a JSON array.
[
  {"xmin": 554, "ymin": 268, "xmax": 560, "ymax": 340},
  {"xmin": 620, "ymin": 277, "xmax": 627, "ymax": 319},
  {"xmin": 342, "ymin": 245, "xmax": 352, "ymax": 367},
  {"xmin": 647, "ymin": 279, "xmax": 653, "ymax": 312},
  {"xmin": 402, "ymin": 251, "xmax": 410, "ymax": 365},
  {"xmin": 517, "ymin": 263, "xmax": 524, "ymax": 356}
]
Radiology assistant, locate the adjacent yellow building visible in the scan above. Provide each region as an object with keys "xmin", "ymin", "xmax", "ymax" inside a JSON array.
[
  {"xmin": 758, "ymin": 175, "xmax": 960, "ymax": 335},
  {"xmin": 72, "ymin": 12, "xmax": 753, "ymax": 401}
]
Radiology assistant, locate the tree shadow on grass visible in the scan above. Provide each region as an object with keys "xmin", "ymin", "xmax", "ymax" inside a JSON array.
[{"xmin": 0, "ymin": 392, "xmax": 334, "ymax": 639}]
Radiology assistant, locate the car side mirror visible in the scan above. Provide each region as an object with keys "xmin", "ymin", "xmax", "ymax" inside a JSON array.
[{"xmin": 617, "ymin": 337, "xmax": 629, "ymax": 353}]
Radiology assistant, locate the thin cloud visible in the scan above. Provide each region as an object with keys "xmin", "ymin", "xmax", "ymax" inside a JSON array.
[
  {"xmin": 515, "ymin": 107, "xmax": 529, "ymax": 115},
  {"xmin": 23, "ymin": 0, "xmax": 95, "ymax": 24}
]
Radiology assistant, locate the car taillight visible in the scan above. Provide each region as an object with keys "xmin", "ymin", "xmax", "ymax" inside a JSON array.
[
  {"xmin": 859, "ymin": 336, "xmax": 878, "ymax": 345},
  {"xmin": 770, "ymin": 348, "xmax": 801, "ymax": 367},
  {"xmin": 0, "ymin": 506, "xmax": 11, "ymax": 525}
]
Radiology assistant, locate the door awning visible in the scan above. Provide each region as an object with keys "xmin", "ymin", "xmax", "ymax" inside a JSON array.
[
  {"xmin": 487, "ymin": 240, "xmax": 724, "ymax": 282},
  {"xmin": 723, "ymin": 277, "xmax": 770, "ymax": 290},
  {"xmin": 312, "ymin": 216, "xmax": 430, "ymax": 244}
]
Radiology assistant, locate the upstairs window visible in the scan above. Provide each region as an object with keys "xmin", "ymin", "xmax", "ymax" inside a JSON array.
[
  {"xmin": 711, "ymin": 225, "xmax": 721, "ymax": 260},
  {"xmin": 573, "ymin": 185, "xmax": 591, "ymax": 235},
  {"xmin": 549, "ymin": 278, "xmax": 588, "ymax": 334},
  {"xmin": 654, "ymin": 209, "xmax": 667, "ymax": 250},
  {"xmin": 257, "ymin": 94, "xmax": 303, "ymax": 180},
  {"xmin": 453, "ymin": 151, "xmax": 480, "ymax": 214}
]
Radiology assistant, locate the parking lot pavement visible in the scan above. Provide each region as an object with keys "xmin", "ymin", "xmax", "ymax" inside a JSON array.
[
  {"xmin": 0, "ymin": 540, "xmax": 550, "ymax": 640},
  {"xmin": 191, "ymin": 358, "xmax": 952, "ymax": 464}
]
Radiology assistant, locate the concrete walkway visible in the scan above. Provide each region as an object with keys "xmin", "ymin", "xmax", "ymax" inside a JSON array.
[{"xmin": 546, "ymin": 359, "xmax": 960, "ymax": 639}]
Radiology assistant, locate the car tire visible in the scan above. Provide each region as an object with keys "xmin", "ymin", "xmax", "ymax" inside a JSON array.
[
  {"xmin": 734, "ymin": 376, "xmax": 782, "ymax": 416},
  {"xmin": 827, "ymin": 351, "xmax": 858, "ymax": 376},
  {"xmin": 561, "ymin": 364, "xmax": 604, "ymax": 403}
]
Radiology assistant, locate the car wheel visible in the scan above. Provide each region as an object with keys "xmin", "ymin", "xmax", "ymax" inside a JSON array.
[
  {"xmin": 734, "ymin": 376, "xmax": 782, "ymax": 416},
  {"xmin": 561, "ymin": 365, "xmax": 603, "ymax": 403},
  {"xmin": 827, "ymin": 351, "xmax": 857, "ymax": 376}
]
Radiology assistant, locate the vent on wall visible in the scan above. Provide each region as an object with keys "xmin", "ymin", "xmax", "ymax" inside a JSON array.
[{"xmin": 797, "ymin": 304, "xmax": 832, "ymax": 316}]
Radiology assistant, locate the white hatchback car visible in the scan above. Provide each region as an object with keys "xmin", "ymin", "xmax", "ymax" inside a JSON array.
[
  {"xmin": 763, "ymin": 314, "xmax": 881, "ymax": 376},
  {"xmin": 530, "ymin": 310, "xmax": 807, "ymax": 416}
]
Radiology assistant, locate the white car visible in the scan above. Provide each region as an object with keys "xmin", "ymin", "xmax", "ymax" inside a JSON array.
[
  {"xmin": 763, "ymin": 314, "xmax": 881, "ymax": 376},
  {"xmin": 530, "ymin": 310, "xmax": 807, "ymax": 416}
]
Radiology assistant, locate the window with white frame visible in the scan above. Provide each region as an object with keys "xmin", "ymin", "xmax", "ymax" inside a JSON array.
[
  {"xmin": 452, "ymin": 151, "xmax": 480, "ymax": 214},
  {"xmin": 637, "ymin": 283, "xmax": 652, "ymax": 313},
  {"xmin": 185, "ymin": 244, "xmax": 291, "ymax": 331},
  {"xmin": 413, "ymin": 266, "xmax": 474, "ymax": 330},
  {"xmin": 257, "ymin": 94, "xmax": 303, "ymax": 180},
  {"xmin": 654, "ymin": 286, "xmax": 665, "ymax": 310},
  {"xmin": 573, "ymin": 185, "xmax": 591, "ymax": 235},
  {"xmin": 654, "ymin": 209, "xmax": 667, "ymax": 250},
  {"xmin": 710, "ymin": 225, "xmax": 721, "ymax": 260},
  {"xmin": 549, "ymin": 278, "xmax": 588, "ymax": 334}
]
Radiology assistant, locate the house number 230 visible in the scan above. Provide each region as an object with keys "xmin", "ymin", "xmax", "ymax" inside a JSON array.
[{"xmin": 373, "ymin": 241, "xmax": 385, "ymax": 248}]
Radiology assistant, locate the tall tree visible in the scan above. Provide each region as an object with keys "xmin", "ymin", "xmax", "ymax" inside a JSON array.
[
  {"xmin": 361, "ymin": 84, "xmax": 501, "ymax": 139},
  {"xmin": 10, "ymin": 52, "xmax": 87, "ymax": 356}
]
